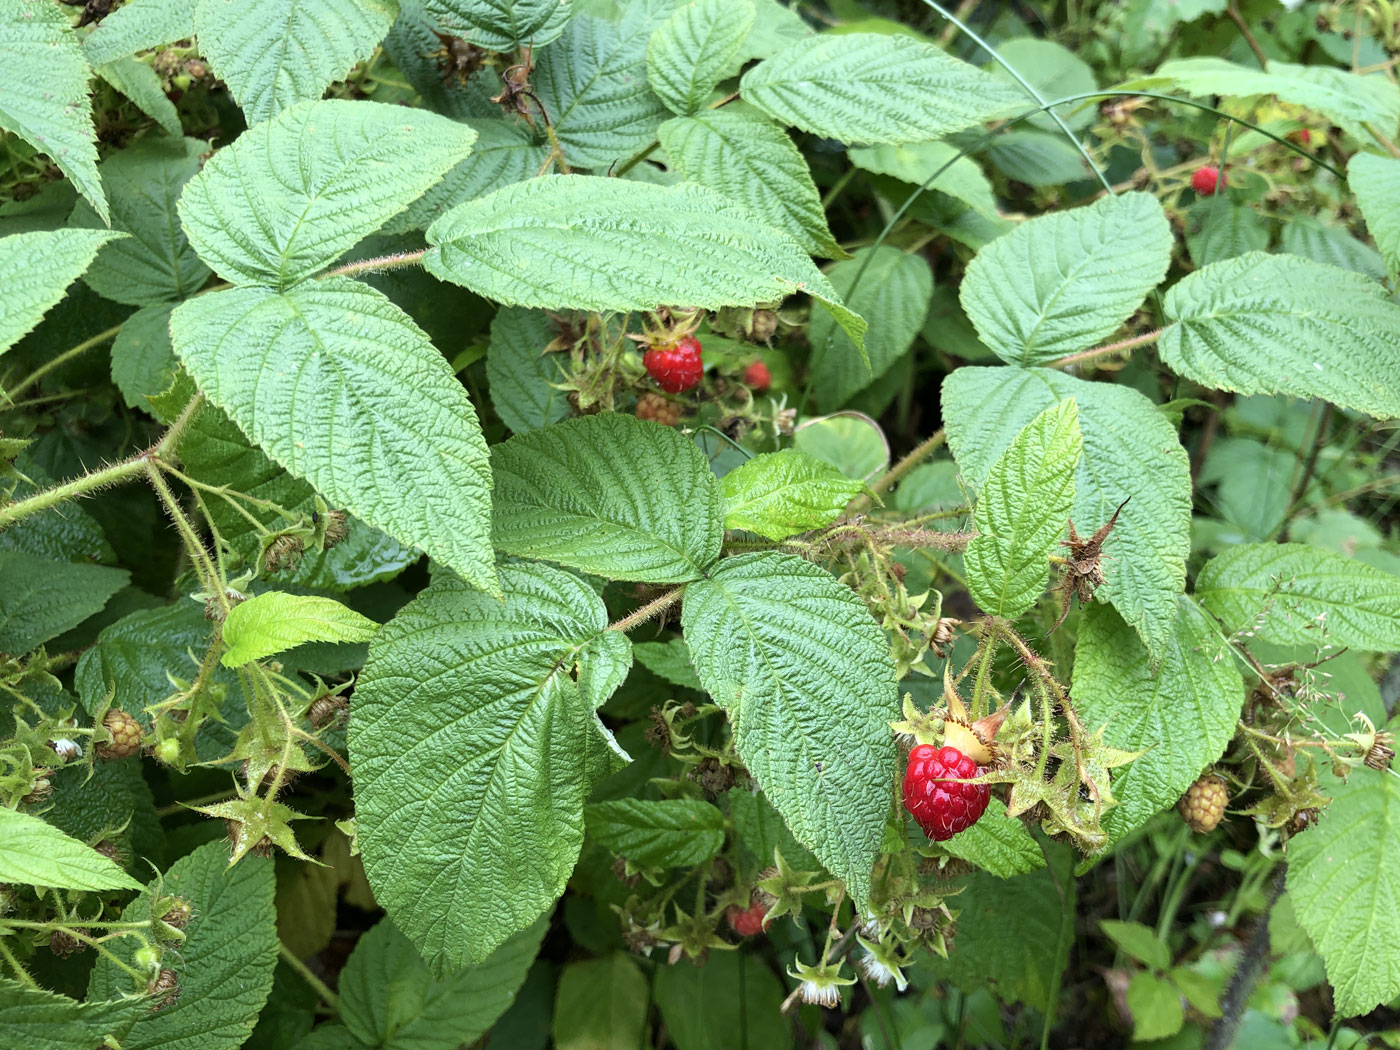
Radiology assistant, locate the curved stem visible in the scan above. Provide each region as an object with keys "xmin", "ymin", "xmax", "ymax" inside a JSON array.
[
  {"xmin": 852, "ymin": 428, "xmax": 946, "ymax": 512},
  {"xmin": 4, "ymin": 323, "xmax": 123, "ymax": 402},
  {"xmin": 1046, "ymin": 328, "xmax": 1165, "ymax": 369},
  {"xmin": 279, "ymin": 941, "xmax": 340, "ymax": 1012}
]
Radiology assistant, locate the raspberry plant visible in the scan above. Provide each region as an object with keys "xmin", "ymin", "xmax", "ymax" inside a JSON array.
[{"xmin": 1, "ymin": 0, "xmax": 1399, "ymax": 1047}]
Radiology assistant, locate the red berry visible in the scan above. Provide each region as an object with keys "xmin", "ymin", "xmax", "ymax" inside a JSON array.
[
  {"xmin": 1190, "ymin": 165, "xmax": 1220, "ymax": 195},
  {"xmin": 902, "ymin": 744, "xmax": 989, "ymax": 841},
  {"xmin": 1292, "ymin": 128, "xmax": 1311, "ymax": 145},
  {"xmin": 742, "ymin": 360, "xmax": 771, "ymax": 392},
  {"xmin": 643, "ymin": 335, "xmax": 703, "ymax": 393},
  {"xmin": 726, "ymin": 900, "xmax": 771, "ymax": 937}
]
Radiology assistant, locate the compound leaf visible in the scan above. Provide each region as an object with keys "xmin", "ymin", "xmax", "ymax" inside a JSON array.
[
  {"xmin": 647, "ymin": 0, "xmax": 755, "ymax": 115},
  {"xmin": 0, "ymin": 229, "xmax": 125, "ymax": 358},
  {"xmin": 720, "ymin": 448, "xmax": 863, "ymax": 541},
  {"xmin": 220, "ymin": 592, "xmax": 378, "ymax": 667},
  {"xmin": 0, "ymin": 807, "xmax": 141, "ymax": 892}
]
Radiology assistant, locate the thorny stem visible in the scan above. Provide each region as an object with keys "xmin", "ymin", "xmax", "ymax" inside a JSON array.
[
  {"xmin": 4, "ymin": 323, "xmax": 123, "ymax": 402},
  {"xmin": 993, "ymin": 619, "xmax": 1091, "ymax": 779},
  {"xmin": 1047, "ymin": 328, "xmax": 1164, "ymax": 369},
  {"xmin": 0, "ymin": 938, "xmax": 37, "ymax": 988},
  {"xmin": 608, "ymin": 588, "xmax": 685, "ymax": 633},
  {"xmin": 146, "ymin": 463, "xmax": 224, "ymax": 605},
  {"xmin": 320, "ymin": 249, "xmax": 427, "ymax": 280},
  {"xmin": 279, "ymin": 941, "xmax": 340, "ymax": 1011}
]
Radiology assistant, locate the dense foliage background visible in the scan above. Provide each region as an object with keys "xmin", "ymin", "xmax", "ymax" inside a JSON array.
[{"xmin": 1, "ymin": 0, "xmax": 1399, "ymax": 1047}]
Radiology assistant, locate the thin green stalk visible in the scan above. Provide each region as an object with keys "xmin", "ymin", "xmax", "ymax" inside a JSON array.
[
  {"xmin": 1035, "ymin": 829, "xmax": 1076, "ymax": 1050},
  {"xmin": 279, "ymin": 941, "xmax": 340, "ymax": 1011},
  {"xmin": 321, "ymin": 249, "xmax": 427, "ymax": 280},
  {"xmin": 0, "ymin": 453, "xmax": 149, "ymax": 529},
  {"xmin": 5, "ymin": 323, "xmax": 123, "ymax": 402},
  {"xmin": 0, "ymin": 937, "xmax": 37, "ymax": 988},
  {"xmin": 851, "ymin": 428, "xmax": 946, "ymax": 512},
  {"xmin": 145, "ymin": 463, "xmax": 221, "ymax": 600}
]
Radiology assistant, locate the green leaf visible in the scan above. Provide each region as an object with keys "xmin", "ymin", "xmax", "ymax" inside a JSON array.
[
  {"xmin": 647, "ymin": 0, "xmax": 754, "ymax": 115},
  {"xmin": 178, "ymin": 99, "xmax": 476, "ymax": 288},
  {"xmin": 532, "ymin": 11, "xmax": 668, "ymax": 170},
  {"xmin": 485, "ymin": 306, "xmax": 570, "ymax": 435},
  {"xmin": 424, "ymin": 175, "xmax": 866, "ymax": 350},
  {"xmin": 720, "ymin": 448, "xmax": 863, "ymax": 541},
  {"xmin": 0, "ymin": 807, "xmax": 142, "ymax": 891},
  {"xmin": 87, "ymin": 841, "xmax": 278, "ymax": 1050},
  {"xmin": 44, "ymin": 760, "xmax": 165, "ymax": 878},
  {"xmin": 193, "ymin": 0, "xmax": 399, "ymax": 125},
  {"xmin": 1099, "ymin": 919, "xmax": 1171, "ymax": 971},
  {"xmin": 739, "ymin": 32, "xmax": 1022, "ymax": 145},
  {"xmin": 1349, "ymin": 152, "xmax": 1400, "ymax": 274},
  {"xmin": 426, "ymin": 0, "xmax": 572, "ymax": 51},
  {"xmin": 989, "ymin": 38, "xmax": 1097, "ymax": 133},
  {"xmin": 553, "ymin": 954, "xmax": 649, "ymax": 1050},
  {"xmin": 1183, "ymin": 197, "xmax": 1270, "ymax": 268},
  {"xmin": 959, "ymin": 192, "xmax": 1171, "ymax": 366},
  {"xmin": 631, "ymin": 638, "xmax": 703, "ymax": 691},
  {"xmin": 490, "ymin": 414, "xmax": 723, "ymax": 583},
  {"xmin": 169, "ymin": 278, "xmax": 496, "ymax": 595},
  {"xmin": 1072, "ymin": 598, "xmax": 1243, "ymax": 846},
  {"xmin": 110, "ymin": 303, "xmax": 178, "ymax": 411},
  {"xmin": 0, "ymin": 550, "xmax": 127, "ymax": 654},
  {"xmin": 349, "ymin": 563, "xmax": 630, "ymax": 975},
  {"xmin": 1126, "ymin": 972, "xmax": 1184, "ymax": 1041},
  {"xmin": 0, "ymin": 229, "xmax": 125, "ymax": 357},
  {"xmin": 849, "ymin": 139, "xmax": 998, "ymax": 218},
  {"xmin": 1160, "ymin": 252, "xmax": 1400, "ymax": 420},
  {"xmin": 0, "ymin": 983, "xmax": 142, "ymax": 1050},
  {"xmin": 1198, "ymin": 436, "xmax": 1295, "ymax": 541},
  {"xmin": 0, "ymin": 2, "xmax": 107, "ymax": 223},
  {"xmin": 584, "ymin": 799, "xmax": 724, "ymax": 868},
  {"xmin": 943, "ymin": 367, "xmax": 1191, "ymax": 658},
  {"xmin": 68, "ymin": 138, "xmax": 210, "ymax": 305},
  {"xmin": 1280, "ymin": 214, "xmax": 1384, "ymax": 280},
  {"xmin": 939, "ymin": 809, "xmax": 1044, "ymax": 878},
  {"xmin": 658, "ymin": 108, "xmax": 843, "ymax": 258},
  {"xmin": 1195, "ymin": 542, "xmax": 1400, "ymax": 652},
  {"xmin": 808, "ymin": 246, "xmax": 932, "ymax": 409},
  {"xmin": 981, "ymin": 129, "xmax": 1089, "ymax": 187},
  {"xmin": 339, "ymin": 916, "xmax": 547, "ymax": 1050},
  {"xmin": 93, "ymin": 57, "xmax": 183, "ymax": 137},
  {"xmin": 82, "ymin": 0, "xmax": 195, "ymax": 65},
  {"xmin": 964, "ymin": 400, "xmax": 1081, "ymax": 619},
  {"xmin": 791, "ymin": 411, "xmax": 889, "ymax": 482},
  {"xmin": 681, "ymin": 552, "xmax": 898, "ymax": 906},
  {"xmin": 220, "ymin": 592, "xmax": 378, "ymax": 667},
  {"xmin": 1286, "ymin": 768, "xmax": 1400, "ymax": 1016},
  {"xmin": 653, "ymin": 949, "xmax": 793, "ymax": 1050}
]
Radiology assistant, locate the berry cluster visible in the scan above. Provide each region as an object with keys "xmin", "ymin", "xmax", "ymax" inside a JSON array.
[
  {"xmin": 902, "ymin": 744, "xmax": 989, "ymax": 841},
  {"xmin": 643, "ymin": 334, "xmax": 703, "ymax": 392}
]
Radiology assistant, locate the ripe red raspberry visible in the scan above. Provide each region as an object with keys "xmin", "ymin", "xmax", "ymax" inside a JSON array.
[
  {"xmin": 643, "ymin": 335, "xmax": 703, "ymax": 393},
  {"xmin": 96, "ymin": 709, "xmax": 144, "ymax": 759},
  {"xmin": 726, "ymin": 898, "xmax": 771, "ymax": 937},
  {"xmin": 742, "ymin": 360, "xmax": 771, "ymax": 392},
  {"xmin": 902, "ymin": 744, "xmax": 988, "ymax": 841},
  {"xmin": 1178, "ymin": 774, "xmax": 1227, "ymax": 833},
  {"xmin": 1190, "ymin": 165, "xmax": 1220, "ymax": 195},
  {"xmin": 634, "ymin": 392, "xmax": 681, "ymax": 426}
]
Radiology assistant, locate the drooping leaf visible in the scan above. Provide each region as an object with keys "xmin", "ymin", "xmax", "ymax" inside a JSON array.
[
  {"xmin": 552, "ymin": 954, "xmax": 649, "ymax": 1050},
  {"xmin": 964, "ymin": 400, "xmax": 1081, "ymax": 619},
  {"xmin": 0, "ymin": 982, "xmax": 142, "ymax": 1050},
  {"xmin": 193, "ymin": 0, "xmax": 399, "ymax": 125},
  {"xmin": 653, "ymin": 950, "xmax": 793, "ymax": 1050},
  {"xmin": 939, "ymin": 809, "xmax": 1044, "ymax": 878},
  {"xmin": 631, "ymin": 638, "xmax": 703, "ymax": 692},
  {"xmin": 1183, "ymin": 197, "xmax": 1270, "ymax": 268},
  {"xmin": 739, "ymin": 32, "xmax": 1022, "ymax": 146},
  {"xmin": 0, "ymin": 807, "xmax": 142, "ymax": 892},
  {"xmin": 82, "ymin": 0, "xmax": 196, "ymax": 65},
  {"xmin": 490, "ymin": 413, "xmax": 723, "ymax": 583},
  {"xmin": 0, "ymin": 550, "xmax": 127, "ymax": 654},
  {"xmin": 1160, "ymin": 252, "xmax": 1400, "ymax": 420},
  {"xmin": 1286, "ymin": 769, "xmax": 1400, "ymax": 1016},
  {"xmin": 1126, "ymin": 973, "xmax": 1184, "ymax": 1041},
  {"xmin": 959, "ymin": 192, "xmax": 1171, "ymax": 366},
  {"xmin": 220, "ymin": 592, "xmax": 378, "ymax": 667},
  {"xmin": 425, "ymin": 0, "xmax": 572, "ymax": 51},
  {"xmin": 1100, "ymin": 919, "xmax": 1171, "ymax": 971},
  {"xmin": 1279, "ymin": 214, "xmax": 1384, "ymax": 280},
  {"xmin": 981, "ymin": 129, "xmax": 1089, "ymax": 187},
  {"xmin": 0, "ymin": 2, "xmax": 107, "ymax": 222},
  {"xmin": 87, "ymin": 841, "xmax": 278, "ymax": 1050},
  {"xmin": 942, "ymin": 367, "xmax": 1191, "ymax": 658},
  {"xmin": 93, "ymin": 56, "xmax": 183, "ymax": 137},
  {"xmin": 647, "ymin": 0, "xmax": 755, "ymax": 115},
  {"xmin": 169, "ymin": 278, "xmax": 497, "ymax": 595},
  {"xmin": 425, "ymin": 175, "xmax": 866, "ymax": 349},
  {"xmin": 682, "ymin": 552, "xmax": 898, "ymax": 906},
  {"xmin": 658, "ymin": 108, "xmax": 843, "ymax": 258},
  {"xmin": 720, "ymin": 448, "xmax": 863, "ymax": 541},
  {"xmin": 849, "ymin": 139, "xmax": 998, "ymax": 218},
  {"xmin": 989, "ymin": 38, "xmax": 1097, "ymax": 132},
  {"xmin": 109, "ymin": 302, "xmax": 178, "ymax": 411},
  {"xmin": 0, "ymin": 229, "xmax": 125, "ymax": 358},
  {"xmin": 1349, "ymin": 152, "xmax": 1400, "ymax": 274},
  {"xmin": 349, "ymin": 563, "xmax": 630, "ymax": 975},
  {"xmin": 1072, "ymin": 598, "xmax": 1243, "ymax": 846},
  {"xmin": 484, "ymin": 306, "xmax": 570, "ymax": 435},
  {"xmin": 1195, "ymin": 542, "xmax": 1400, "ymax": 653},
  {"xmin": 178, "ymin": 99, "xmax": 477, "ymax": 288},
  {"xmin": 584, "ymin": 799, "xmax": 725, "ymax": 868}
]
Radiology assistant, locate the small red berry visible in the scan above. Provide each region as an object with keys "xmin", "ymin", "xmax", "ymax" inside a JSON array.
[
  {"xmin": 1291, "ymin": 128, "xmax": 1312, "ymax": 145},
  {"xmin": 1190, "ymin": 165, "xmax": 1220, "ymax": 195},
  {"xmin": 902, "ymin": 744, "xmax": 989, "ymax": 841},
  {"xmin": 742, "ymin": 360, "xmax": 771, "ymax": 392},
  {"xmin": 726, "ymin": 898, "xmax": 771, "ymax": 937},
  {"xmin": 643, "ymin": 335, "xmax": 703, "ymax": 393}
]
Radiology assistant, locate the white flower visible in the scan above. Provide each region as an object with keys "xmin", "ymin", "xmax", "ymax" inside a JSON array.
[
  {"xmin": 50, "ymin": 738, "xmax": 82, "ymax": 761},
  {"xmin": 787, "ymin": 958, "xmax": 854, "ymax": 1007},
  {"xmin": 857, "ymin": 935, "xmax": 908, "ymax": 992}
]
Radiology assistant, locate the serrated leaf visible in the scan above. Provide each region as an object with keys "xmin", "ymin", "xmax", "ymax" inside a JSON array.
[
  {"xmin": 584, "ymin": 798, "xmax": 724, "ymax": 867},
  {"xmin": 339, "ymin": 916, "xmax": 546, "ymax": 1050},
  {"xmin": 1349, "ymin": 152, "xmax": 1400, "ymax": 275},
  {"xmin": 44, "ymin": 760, "xmax": 165, "ymax": 876},
  {"xmin": 0, "ymin": 983, "xmax": 142, "ymax": 1050},
  {"xmin": 654, "ymin": 949, "xmax": 792, "ymax": 1050},
  {"xmin": 193, "ymin": 0, "xmax": 398, "ymax": 125},
  {"xmin": 989, "ymin": 38, "xmax": 1097, "ymax": 133},
  {"xmin": 981, "ymin": 128, "xmax": 1089, "ymax": 187},
  {"xmin": 68, "ymin": 138, "xmax": 209, "ymax": 305},
  {"xmin": 848, "ymin": 139, "xmax": 998, "ymax": 218},
  {"xmin": 1286, "ymin": 769, "xmax": 1400, "ymax": 1016},
  {"xmin": 425, "ymin": 174, "xmax": 866, "ymax": 349},
  {"xmin": 110, "ymin": 302, "xmax": 178, "ymax": 411},
  {"xmin": 0, "ymin": 229, "xmax": 125, "ymax": 357},
  {"xmin": 83, "ymin": 0, "xmax": 195, "ymax": 65},
  {"xmin": 0, "ymin": 807, "xmax": 141, "ymax": 891},
  {"xmin": 1161, "ymin": 252, "xmax": 1400, "ymax": 420},
  {"xmin": 0, "ymin": 550, "xmax": 127, "ymax": 654},
  {"xmin": 1183, "ymin": 197, "xmax": 1270, "ymax": 268},
  {"xmin": 0, "ymin": 454, "xmax": 116, "ymax": 565},
  {"xmin": 720, "ymin": 448, "xmax": 863, "ymax": 541},
  {"xmin": 350, "ymin": 563, "xmax": 629, "ymax": 974},
  {"xmin": 220, "ymin": 592, "xmax": 378, "ymax": 667},
  {"xmin": 0, "ymin": 2, "xmax": 107, "ymax": 223},
  {"xmin": 87, "ymin": 841, "xmax": 278, "ymax": 1050},
  {"xmin": 960, "ymin": 192, "xmax": 1171, "ymax": 366},
  {"xmin": 739, "ymin": 32, "xmax": 1022, "ymax": 146},
  {"xmin": 426, "ymin": 0, "xmax": 572, "ymax": 51},
  {"xmin": 938, "ymin": 808, "xmax": 1044, "ymax": 878},
  {"xmin": 553, "ymin": 954, "xmax": 649, "ymax": 1050},
  {"xmin": 93, "ymin": 56, "xmax": 183, "ymax": 137},
  {"xmin": 532, "ymin": 11, "xmax": 669, "ymax": 169},
  {"xmin": 658, "ymin": 108, "xmax": 843, "ymax": 258},
  {"xmin": 1195, "ymin": 542, "xmax": 1400, "ymax": 652},
  {"xmin": 1280, "ymin": 214, "xmax": 1385, "ymax": 280},
  {"xmin": 178, "ymin": 99, "xmax": 476, "ymax": 288},
  {"xmin": 484, "ymin": 306, "xmax": 570, "ymax": 435},
  {"xmin": 169, "ymin": 278, "xmax": 496, "ymax": 595},
  {"xmin": 1072, "ymin": 598, "xmax": 1242, "ymax": 846},
  {"xmin": 631, "ymin": 638, "xmax": 703, "ymax": 691},
  {"xmin": 681, "ymin": 552, "xmax": 898, "ymax": 906},
  {"xmin": 807, "ymin": 246, "xmax": 931, "ymax": 409},
  {"xmin": 943, "ymin": 367, "xmax": 1191, "ymax": 658},
  {"xmin": 1100, "ymin": 919, "xmax": 1171, "ymax": 971},
  {"xmin": 965, "ymin": 400, "xmax": 1081, "ymax": 619},
  {"xmin": 647, "ymin": 0, "xmax": 755, "ymax": 115},
  {"xmin": 490, "ymin": 413, "xmax": 723, "ymax": 583}
]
